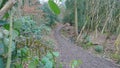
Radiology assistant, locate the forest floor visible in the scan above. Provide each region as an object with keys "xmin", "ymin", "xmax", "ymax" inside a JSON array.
[{"xmin": 52, "ymin": 23, "xmax": 120, "ymax": 68}]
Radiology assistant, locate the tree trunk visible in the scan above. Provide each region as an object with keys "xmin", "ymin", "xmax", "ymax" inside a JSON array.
[{"xmin": 74, "ymin": 0, "xmax": 78, "ymax": 36}]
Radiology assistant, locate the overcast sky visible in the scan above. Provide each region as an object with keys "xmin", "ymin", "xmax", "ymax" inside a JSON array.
[
  {"xmin": 39, "ymin": 0, "xmax": 48, "ymax": 3},
  {"xmin": 38, "ymin": 0, "xmax": 66, "ymax": 7},
  {"xmin": 39, "ymin": 0, "xmax": 66, "ymax": 4}
]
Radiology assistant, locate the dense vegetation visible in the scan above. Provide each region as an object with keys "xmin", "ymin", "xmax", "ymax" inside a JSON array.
[
  {"xmin": 0, "ymin": 0, "xmax": 60, "ymax": 68},
  {"xmin": 0, "ymin": 0, "xmax": 120, "ymax": 68},
  {"xmin": 64, "ymin": 0, "xmax": 120, "ymax": 34}
]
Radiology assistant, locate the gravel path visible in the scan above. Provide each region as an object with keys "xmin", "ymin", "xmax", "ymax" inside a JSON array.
[{"xmin": 54, "ymin": 25, "xmax": 120, "ymax": 68}]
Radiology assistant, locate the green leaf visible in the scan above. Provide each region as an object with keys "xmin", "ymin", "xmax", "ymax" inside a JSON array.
[
  {"xmin": 3, "ymin": 38, "xmax": 16, "ymax": 51},
  {"xmin": 3, "ymin": 29, "xmax": 9, "ymax": 37},
  {"xmin": 3, "ymin": 38, "xmax": 9, "ymax": 46},
  {"xmin": 44, "ymin": 61, "xmax": 53, "ymax": 68},
  {"xmin": 14, "ymin": 63, "xmax": 23, "ymax": 68},
  {"xmin": 72, "ymin": 60, "xmax": 78, "ymax": 68},
  {"xmin": 28, "ymin": 56, "xmax": 39, "ymax": 68},
  {"xmin": 3, "ymin": 12, "xmax": 9, "ymax": 19},
  {"xmin": 33, "ymin": 56, "xmax": 39, "ymax": 64},
  {"xmin": 12, "ymin": 30, "xmax": 19, "ymax": 39},
  {"xmin": 41, "ymin": 57, "xmax": 49, "ymax": 64},
  {"xmin": 21, "ymin": 47, "xmax": 29, "ymax": 57},
  {"xmin": 71, "ymin": 60, "xmax": 82, "ymax": 68},
  {"xmin": 14, "ymin": 20, "xmax": 22, "ymax": 30},
  {"xmin": 46, "ymin": 52, "xmax": 53, "ymax": 59},
  {"xmin": 3, "ymin": 24, "xmax": 10, "ymax": 30},
  {"xmin": 28, "ymin": 64, "xmax": 35, "ymax": 68},
  {"xmin": 48, "ymin": 0, "xmax": 60, "ymax": 15},
  {"xmin": 52, "ymin": 52, "xmax": 59, "ymax": 57},
  {"xmin": 95, "ymin": 45, "xmax": 103, "ymax": 53}
]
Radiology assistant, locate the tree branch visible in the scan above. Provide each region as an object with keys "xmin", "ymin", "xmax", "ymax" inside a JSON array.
[{"xmin": 0, "ymin": 0, "xmax": 16, "ymax": 19}]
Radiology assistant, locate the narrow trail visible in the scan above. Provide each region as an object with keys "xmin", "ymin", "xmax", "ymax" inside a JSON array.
[{"xmin": 54, "ymin": 25, "xmax": 120, "ymax": 68}]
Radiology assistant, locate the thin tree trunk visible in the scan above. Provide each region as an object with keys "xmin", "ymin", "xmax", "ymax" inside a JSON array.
[
  {"xmin": 74, "ymin": 0, "xmax": 78, "ymax": 36},
  {"xmin": 76, "ymin": 21, "xmax": 87, "ymax": 42},
  {"xmin": 6, "ymin": 11, "xmax": 14, "ymax": 68}
]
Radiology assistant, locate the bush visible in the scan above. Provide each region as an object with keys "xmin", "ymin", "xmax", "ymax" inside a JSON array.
[{"xmin": 95, "ymin": 45, "xmax": 103, "ymax": 53}]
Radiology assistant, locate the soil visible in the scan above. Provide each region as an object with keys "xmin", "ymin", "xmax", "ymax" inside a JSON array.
[{"xmin": 53, "ymin": 24, "xmax": 120, "ymax": 68}]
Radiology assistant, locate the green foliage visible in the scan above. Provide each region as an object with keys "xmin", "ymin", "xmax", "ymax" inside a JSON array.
[
  {"xmin": 3, "ymin": 12, "xmax": 9, "ymax": 19},
  {"xmin": 70, "ymin": 60, "xmax": 82, "ymax": 68},
  {"xmin": 82, "ymin": 34, "xmax": 91, "ymax": 43},
  {"xmin": 0, "ymin": 57, "xmax": 5, "ymax": 68},
  {"xmin": 48, "ymin": 0, "xmax": 60, "ymax": 15},
  {"xmin": 41, "ymin": 57, "xmax": 53, "ymax": 68},
  {"xmin": 81, "ymin": 34, "xmax": 93, "ymax": 49},
  {"xmin": 0, "ymin": 1, "xmax": 61, "ymax": 67},
  {"xmin": 3, "ymin": 29, "xmax": 9, "ymax": 37},
  {"xmin": 95, "ymin": 45, "xmax": 103, "ymax": 53},
  {"xmin": 2, "ymin": 29, "xmax": 17, "ymax": 52},
  {"xmin": 0, "ymin": 31, "xmax": 3, "ymax": 39},
  {"xmin": 40, "ymin": 52, "xmax": 59, "ymax": 68},
  {"xmin": 28, "ymin": 56, "xmax": 39, "ymax": 68},
  {"xmin": 111, "ymin": 54, "xmax": 120, "ymax": 64},
  {"xmin": 13, "ymin": 16, "xmax": 51, "ymax": 39},
  {"xmin": 9, "ymin": 16, "xmax": 59, "ymax": 68},
  {"xmin": 38, "ymin": 24, "xmax": 51, "ymax": 36},
  {"xmin": 0, "ymin": 0, "xmax": 8, "ymax": 9},
  {"xmin": 0, "ymin": 42, "xmax": 4, "ymax": 55},
  {"xmin": 41, "ymin": 3, "xmax": 59, "ymax": 26},
  {"xmin": 20, "ymin": 46, "xmax": 29, "ymax": 58},
  {"xmin": 0, "ymin": 20, "xmax": 8, "ymax": 26},
  {"xmin": 3, "ymin": 24, "xmax": 10, "ymax": 30},
  {"xmin": 52, "ymin": 52, "xmax": 59, "ymax": 57},
  {"xmin": 13, "ymin": 63, "xmax": 23, "ymax": 68},
  {"xmin": 63, "ymin": 0, "xmax": 85, "ymax": 29},
  {"xmin": 82, "ymin": 42, "xmax": 93, "ymax": 49},
  {"xmin": 12, "ymin": 30, "xmax": 19, "ymax": 39},
  {"xmin": 13, "ymin": 20, "xmax": 22, "ymax": 31}
]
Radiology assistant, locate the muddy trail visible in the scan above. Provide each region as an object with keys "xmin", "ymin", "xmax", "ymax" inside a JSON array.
[{"xmin": 54, "ymin": 25, "xmax": 120, "ymax": 68}]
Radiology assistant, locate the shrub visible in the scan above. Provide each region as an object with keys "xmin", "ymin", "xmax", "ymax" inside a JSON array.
[{"xmin": 95, "ymin": 45, "xmax": 103, "ymax": 53}]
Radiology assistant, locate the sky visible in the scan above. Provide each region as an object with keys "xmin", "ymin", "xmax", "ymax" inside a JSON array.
[
  {"xmin": 38, "ymin": 0, "xmax": 66, "ymax": 7},
  {"xmin": 39, "ymin": 0, "xmax": 48, "ymax": 3},
  {"xmin": 39, "ymin": 0, "xmax": 66, "ymax": 4}
]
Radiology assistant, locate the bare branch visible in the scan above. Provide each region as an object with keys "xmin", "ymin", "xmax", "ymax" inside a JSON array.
[{"xmin": 0, "ymin": 0, "xmax": 16, "ymax": 19}]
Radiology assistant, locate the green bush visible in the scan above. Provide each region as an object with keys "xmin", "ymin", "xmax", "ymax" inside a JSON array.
[{"xmin": 95, "ymin": 45, "xmax": 103, "ymax": 53}]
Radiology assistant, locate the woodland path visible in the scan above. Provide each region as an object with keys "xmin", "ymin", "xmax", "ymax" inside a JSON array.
[{"xmin": 54, "ymin": 24, "xmax": 120, "ymax": 68}]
